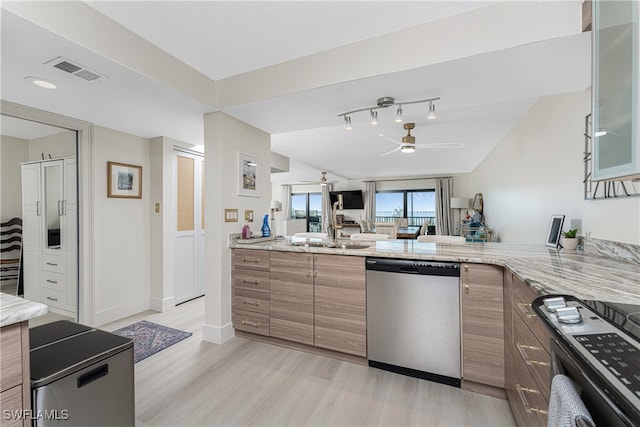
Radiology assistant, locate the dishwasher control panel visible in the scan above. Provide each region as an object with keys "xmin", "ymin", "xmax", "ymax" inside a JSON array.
[{"xmin": 365, "ymin": 257, "xmax": 460, "ymax": 277}]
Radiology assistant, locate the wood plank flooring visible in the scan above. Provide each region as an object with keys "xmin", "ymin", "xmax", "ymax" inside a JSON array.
[{"xmin": 101, "ymin": 297, "xmax": 516, "ymax": 427}]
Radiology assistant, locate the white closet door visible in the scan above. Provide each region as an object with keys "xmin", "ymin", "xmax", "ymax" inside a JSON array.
[{"xmin": 174, "ymin": 151, "xmax": 205, "ymax": 304}]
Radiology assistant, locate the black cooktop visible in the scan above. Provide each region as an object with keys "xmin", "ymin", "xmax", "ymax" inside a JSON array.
[{"xmin": 583, "ymin": 300, "xmax": 640, "ymax": 342}]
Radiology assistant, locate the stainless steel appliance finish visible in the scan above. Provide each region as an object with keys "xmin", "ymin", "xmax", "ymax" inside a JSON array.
[
  {"xmin": 533, "ymin": 295, "xmax": 640, "ymax": 427},
  {"xmin": 30, "ymin": 321, "xmax": 135, "ymax": 426},
  {"xmin": 366, "ymin": 257, "xmax": 461, "ymax": 386}
]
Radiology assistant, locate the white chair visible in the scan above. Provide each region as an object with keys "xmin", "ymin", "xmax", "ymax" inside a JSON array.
[
  {"xmin": 393, "ymin": 218, "xmax": 408, "ymax": 228},
  {"xmin": 417, "ymin": 235, "xmax": 466, "ymax": 243},
  {"xmin": 374, "ymin": 222, "xmax": 397, "ymax": 239},
  {"xmin": 350, "ymin": 233, "xmax": 390, "ymax": 241}
]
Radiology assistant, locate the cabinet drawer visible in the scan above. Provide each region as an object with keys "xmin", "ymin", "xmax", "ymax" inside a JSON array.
[
  {"xmin": 42, "ymin": 271, "xmax": 66, "ymax": 292},
  {"xmin": 512, "ymin": 353, "xmax": 549, "ymax": 427},
  {"xmin": 233, "ymin": 310, "xmax": 269, "ymax": 336},
  {"xmin": 232, "ymin": 249, "xmax": 270, "ymax": 271},
  {"xmin": 0, "ymin": 324, "xmax": 23, "ymax": 392},
  {"xmin": 233, "ymin": 269, "xmax": 270, "ymax": 291},
  {"xmin": 514, "ymin": 312, "xmax": 551, "ymax": 400},
  {"xmin": 42, "ymin": 254, "xmax": 65, "ymax": 274},
  {"xmin": 233, "ymin": 287, "xmax": 269, "ymax": 315},
  {"xmin": 41, "ymin": 287, "xmax": 66, "ymax": 308},
  {"xmin": 0, "ymin": 384, "xmax": 23, "ymax": 427},
  {"xmin": 512, "ymin": 276, "xmax": 550, "ymax": 353}
]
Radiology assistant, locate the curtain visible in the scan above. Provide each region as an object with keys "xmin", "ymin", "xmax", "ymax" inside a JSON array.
[
  {"xmin": 363, "ymin": 181, "xmax": 376, "ymax": 221},
  {"xmin": 321, "ymin": 184, "xmax": 333, "ymax": 234},
  {"xmin": 435, "ymin": 178, "xmax": 453, "ymax": 235},
  {"xmin": 281, "ymin": 185, "xmax": 292, "ymax": 219}
]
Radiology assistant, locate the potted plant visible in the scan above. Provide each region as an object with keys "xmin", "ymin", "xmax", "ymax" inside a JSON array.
[{"xmin": 560, "ymin": 228, "xmax": 580, "ymax": 250}]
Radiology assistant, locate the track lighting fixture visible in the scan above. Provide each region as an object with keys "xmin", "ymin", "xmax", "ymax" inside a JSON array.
[{"xmin": 338, "ymin": 96, "xmax": 439, "ymax": 128}]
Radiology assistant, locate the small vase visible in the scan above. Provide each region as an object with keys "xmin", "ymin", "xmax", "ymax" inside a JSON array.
[
  {"xmin": 561, "ymin": 236, "xmax": 579, "ymax": 250},
  {"xmin": 261, "ymin": 214, "xmax": 270, "ymax": 237}
]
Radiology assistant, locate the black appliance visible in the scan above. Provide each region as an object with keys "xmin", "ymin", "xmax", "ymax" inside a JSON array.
[
  {"xmin": 47, "ymin": 228, "xmax": 60, "ymax": 248},
  {"xmin": 30, "ymin": 321, "xmax": 135, "ymax": 426},
  {"xmin": 329, "ymin": 190, "xmax": 364, "ymax": 209},
  {"xmin": 532, "ymin": 295, "xmax": 640, "ymax": 426}
]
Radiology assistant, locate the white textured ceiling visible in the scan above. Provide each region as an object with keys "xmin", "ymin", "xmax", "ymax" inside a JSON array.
[{"xmin": 1, "ymin": 1, "xmax": 590, "ymax": 183}]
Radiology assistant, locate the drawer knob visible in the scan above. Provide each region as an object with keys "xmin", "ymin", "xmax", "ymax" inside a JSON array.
[
  {"xmin": 241, "ymin": 320, "xmax": 260, "ymax": 327},
  {"xmin": 517, "ymin": 302, "xmax": 537, "ymax": 318},
  {"xmin": 241, "ymin": 256, "xmax": 260, "ymax": 263},
  {"xmin": 46, "ymin": 279, "xmax": 58, "ymax": 284},
  {"xmin": 46, "ymin": 296, "xmax": 58, "ymax": 301},
  {"xmin": 46, "ymin": 262, "xmax": 58, "ymax": 266},
  {"xmin": 464, "ymin": 284, "xmax": 469, "ymax": 294},
  {"xmin": 242, "ymin": 299, "xmax": 259, "ymax": 307},
  {"xmin": 516, "ymin": 342, "xmax": 550, "ymax": 367},
  {"xmin": 516, "ymin": 384, "xmax": 548, "ymax": 416},
  {"xmin": 241, "ymin": 278, "xmax": 261, "ymax": 285}
]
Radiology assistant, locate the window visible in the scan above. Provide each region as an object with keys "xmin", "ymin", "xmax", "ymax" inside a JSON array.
[
  {"xmin": 290, "ymin": 192, "xmax": 323, "ymax": 232},
  {"xmin": 375, "ymin": 189, "xmax": 435, "ymax": 227}
]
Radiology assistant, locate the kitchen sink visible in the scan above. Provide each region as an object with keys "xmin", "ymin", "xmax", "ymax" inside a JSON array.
[
  {"xmin": 291, "ymin": 241, "xmax": 325, "ymax": 247},
  {"xmin": 326, "ymin": 242, "xmax": 370, "ymax": 250},
  {"xmin": 291, "ymin": 241, "xmax": 370, "ymax": 250}
]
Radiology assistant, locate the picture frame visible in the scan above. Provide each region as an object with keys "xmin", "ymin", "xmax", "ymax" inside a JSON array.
[
  {"xmin": 107, "ymin": 161, "xmax": 142, "ymax": 199},
  {"xmin": 238, "ymin": 152, "xmax": 260, "ymax": 197},
  {"xmin": 545, "ymin": 214, "xmax": 565, "ymax": 248}
]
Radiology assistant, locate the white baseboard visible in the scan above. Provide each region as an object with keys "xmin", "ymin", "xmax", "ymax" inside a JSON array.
[
  {"xmin": 95, "ymin": 298, "xmax": 149, "ymax": 326},
  {"xmin": 150, "ymin": 296, "xmax": 175, "ymax": 312},
  {"xmin": 202, "ymin": 322, "xmax": 234, "ymax": 344}
]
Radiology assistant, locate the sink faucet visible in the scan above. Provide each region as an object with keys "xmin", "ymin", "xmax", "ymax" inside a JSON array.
[{"xmin": 332, "ymin": 194, "xmax": 343, "ymax": 240}]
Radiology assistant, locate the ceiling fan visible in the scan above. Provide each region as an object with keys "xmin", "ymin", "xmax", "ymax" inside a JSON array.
[
  {"xmin": 379, "ymin": 122, "xmax": 464, "ymax": 156},
  {"xmin": 301, "ymin": 171, "xmax": 335, "ymax": 186}
]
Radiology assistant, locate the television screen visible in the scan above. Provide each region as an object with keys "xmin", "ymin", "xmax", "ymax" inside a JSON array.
[{"xmin": 330, "ymin": 190, "xmax": 364, "ymax": 209}]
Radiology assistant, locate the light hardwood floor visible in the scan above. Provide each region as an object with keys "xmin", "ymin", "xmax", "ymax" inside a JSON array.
[{"xmin": 101, "ymin": 297, "xmax": 516, "ymax": 427}]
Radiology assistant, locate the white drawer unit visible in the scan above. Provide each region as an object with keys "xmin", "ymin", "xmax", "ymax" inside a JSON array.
[
  {"xmin": 42, "ymin": 287, "xmax": 66, "ymax": 309},
  {"xmin": 42, "ymin": 254, "xmax": 65, "ymax": 274},
  {"xmin": 42, "ymin": 271, "xmax": 66, "ymax": 292}
]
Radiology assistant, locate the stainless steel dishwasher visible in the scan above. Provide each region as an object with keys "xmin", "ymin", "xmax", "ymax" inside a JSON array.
[{"xmin": 366, "ymin": 257, "xmax": 461, "ymax": 387}]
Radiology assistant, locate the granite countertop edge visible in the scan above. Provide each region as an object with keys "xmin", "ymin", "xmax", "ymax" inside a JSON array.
[
  {"xmin": 230, "ymin": 239, "xmax": 640, "ymax": 304},
  {"xmin": 1, "ymin": 293, "xmax": 48, "ymax": 328}
]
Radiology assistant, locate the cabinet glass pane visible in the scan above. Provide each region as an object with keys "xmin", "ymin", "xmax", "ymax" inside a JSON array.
[
  {"xmin": 593, "ymin": 0, "xmax": 639, "ymax": 179},
  {"xmin": 44, "ymin": 163, "xmax": 61, "ymax": 249}
]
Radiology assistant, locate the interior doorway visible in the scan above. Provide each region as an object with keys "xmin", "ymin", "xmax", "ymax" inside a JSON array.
[{"xmin": 173, "ymin": 149, "xmax": 205, "ymax": 304}]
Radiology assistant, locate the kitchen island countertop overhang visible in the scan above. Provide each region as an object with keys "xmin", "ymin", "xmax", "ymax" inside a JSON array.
[{"xmin": 230, "ymin": 237, "xmax": 640, "ymax": 304}]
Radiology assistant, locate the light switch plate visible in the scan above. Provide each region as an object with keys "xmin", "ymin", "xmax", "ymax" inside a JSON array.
[
  {"xmin": 244, "ymin": 210, "xmax": 254, "ymax": 222},
  {"xmin": 224, "ymin": 208, "xmax": 238, "ymax": 222},
  {"xmin": 154, "ymin": 202, "xmax": 160, "ymax": 213}
]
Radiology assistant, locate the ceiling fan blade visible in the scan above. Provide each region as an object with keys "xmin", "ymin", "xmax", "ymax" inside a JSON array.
[
  {"xmin": 415, "ymin": 142, "xmax": 465, "ymax": 149},
  {"xmin": 380, "ymin": 146, "xmax": 402, "ymax": 156},
  {"xmin": 379, "ymin": 135, "xmax": 403, "ymax": 146}
]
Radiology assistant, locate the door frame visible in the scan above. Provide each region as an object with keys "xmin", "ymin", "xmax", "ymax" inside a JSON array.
[{"xmin": 2, "ymin": 100, "xmax": 94, "ymax": 324}]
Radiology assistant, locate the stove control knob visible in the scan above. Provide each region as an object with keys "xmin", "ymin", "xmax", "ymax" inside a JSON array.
[
  {"xmin": 543, "ymin": 296, "xmax": 567, "ymax": 313},
  {"xmin": 556, "ymin": 306, "xmax": 582, "ymax": 324}
]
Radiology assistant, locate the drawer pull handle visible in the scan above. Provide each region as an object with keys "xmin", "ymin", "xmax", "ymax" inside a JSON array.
[
  {"xmin": 46, "ymin": 262, "xmax": 58, "ymax": 266},
  {"xmin": 516, "ymin": 384, "xmax": 548, "ymax": 415},
  {"xmin": 517, "ymin": 302, "xmax": 537, "ymax": 318},
  {"xmin": 241, "ymin": 279, "xmax": 261, "ymax": 285},
  {"xmin": 46, "ymin": 280, "xmax": 58, "ymax": 284},
  {"xmin": 241, "ymin": 320, "xmax": 260, "ymax": 327},
  {"xmin": 516, "ymin": 343, "xmax": 550, "ymax": 367},
  {"xmin": 464, "ymin": 284, "xmax": 470, "ymax": 294},
  {"xmin": 242, "ymin": 299, "xmax": 259, "ymax": 306},
  {"xmin": 46, "ymin": 296, "xmax": 58, "ymax": 301},
  {"xmin": 241, "ymin": 256, "xmax": 260, "ymax": 263}
]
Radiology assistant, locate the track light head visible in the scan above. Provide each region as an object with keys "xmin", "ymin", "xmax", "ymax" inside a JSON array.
[
  {"xmin": 427, "ymin": 102, "xmax": 437, "ymax": 120},
  {"xmin": 344, "ymin": 116, "xmax": 352, "ymax": 130},
  {"xmin": 370, "ymin": 110, "xmax": 378, "ymax": 126},
  {"xmin": 395, "ymin": 105, "xmax": 403, "ymax": 123}
]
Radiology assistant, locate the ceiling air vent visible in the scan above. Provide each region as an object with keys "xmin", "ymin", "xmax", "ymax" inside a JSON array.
[{"xmin": 45, "ymin": 57, "xmax": 106, "ymax": 82}]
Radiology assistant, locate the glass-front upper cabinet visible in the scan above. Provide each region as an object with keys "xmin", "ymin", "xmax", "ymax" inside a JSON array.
[{"xmin": 592, "ymin": 0, "xmax": 640, "ymax": 180}]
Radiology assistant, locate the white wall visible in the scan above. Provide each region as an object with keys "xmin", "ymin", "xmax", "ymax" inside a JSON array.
[
  {"xmin": 28, "ymin": 130, "xmax": 76, "ymax": 161},
  {"xmin": 0, "ymin": 135, "xmax": 29, "ymax": 220},
  {"xmin": 203, "ymin": 112, "xmax": 271, "ymax": 344},
  {"xmin": 471, "ymin": 90, "xmax": 640, "ymax": 244},
  {"xmin": 93, "ymin": 126, "xmax": 151, "ymax": 325}
]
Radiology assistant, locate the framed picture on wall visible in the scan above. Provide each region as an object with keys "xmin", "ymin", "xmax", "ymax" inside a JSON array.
[
  {"xmin": 107, "ymin": 161, "xmax": 142, "ymax": 198},
  {"xmin": 238, "ymin": 152, "xmax": 260, "ymax": 197},
  {"xmin": 545, "ymin": 214, "xmax": 565, "ymax": 248}
]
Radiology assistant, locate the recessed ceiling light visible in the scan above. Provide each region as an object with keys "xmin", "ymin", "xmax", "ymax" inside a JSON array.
[{"xmin": 24, "ymin": 76, "xmax": 57, "ymax": 89}]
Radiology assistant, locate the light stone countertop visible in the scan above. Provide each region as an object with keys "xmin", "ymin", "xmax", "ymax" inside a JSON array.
[
  {"xmin": 1, "ymin": 293, "xmax": 48, "ymax": 328},
  {"xmin": 230, "ymin": 237, "xmax": 640, "ymax": 304}
]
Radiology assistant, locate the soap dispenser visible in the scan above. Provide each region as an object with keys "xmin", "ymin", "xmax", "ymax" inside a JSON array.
[
  {"xmin": 261, "ymin": 214, "xmax": 270, "ymax": 237},
  {"xmin": 242, "ymin": 223, "xmax": 251, "ymax": 239}
]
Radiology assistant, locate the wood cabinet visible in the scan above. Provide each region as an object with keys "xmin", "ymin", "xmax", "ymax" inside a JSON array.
[
  {"xmin": 461, "ymin": 263, "xmax": 504, "ymax": 388},
  {"xmin": 231, "ymin": 249, "xmax": 270, "ymax": 336},
  {"xmin": 21, "ymin": 158, "xmax": 77, "ymax": 317},
  {"xmin": 314, "ymin": 254, "xmax": 366, "ymax": 357},
  {"xmin": 504, "ymin": 270, "xmax": 551, "ymax": 427},
  {"xmin": 269, "ymin": 252, "xmax": 314, "ymax": 345},
  {"xmin": 1, "ymin": 322, "xmax": 31, "ymax": 427},
  {"xmin": 231, "ymin": 249, "xmax": 366, "ymax": 357}
]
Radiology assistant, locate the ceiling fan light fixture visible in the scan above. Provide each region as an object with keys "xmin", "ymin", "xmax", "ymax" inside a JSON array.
[
  {"xmin": 395, "ymin": 105, "xmax": 403, "ymax": 123},
  {"xmin": 401, "ymin": 145, "xmax": 415, "ymax": 153},
  {"xmin": 427, "ymin": 102, "xmax": 437, "ymax": 120},
  {"xmin": 370, "ymin": 110, "xmax": 378, "ymax": 126}
]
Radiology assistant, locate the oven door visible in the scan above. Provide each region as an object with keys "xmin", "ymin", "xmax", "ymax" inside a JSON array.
[{"xmin": 551, "ymin": 338, "xmax": 636, "ymax": 427}]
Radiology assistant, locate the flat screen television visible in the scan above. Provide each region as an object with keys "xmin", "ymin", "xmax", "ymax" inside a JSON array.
[{"xmin": 330, "ymin": 190, "xmax": 364, "ymax": 209}]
